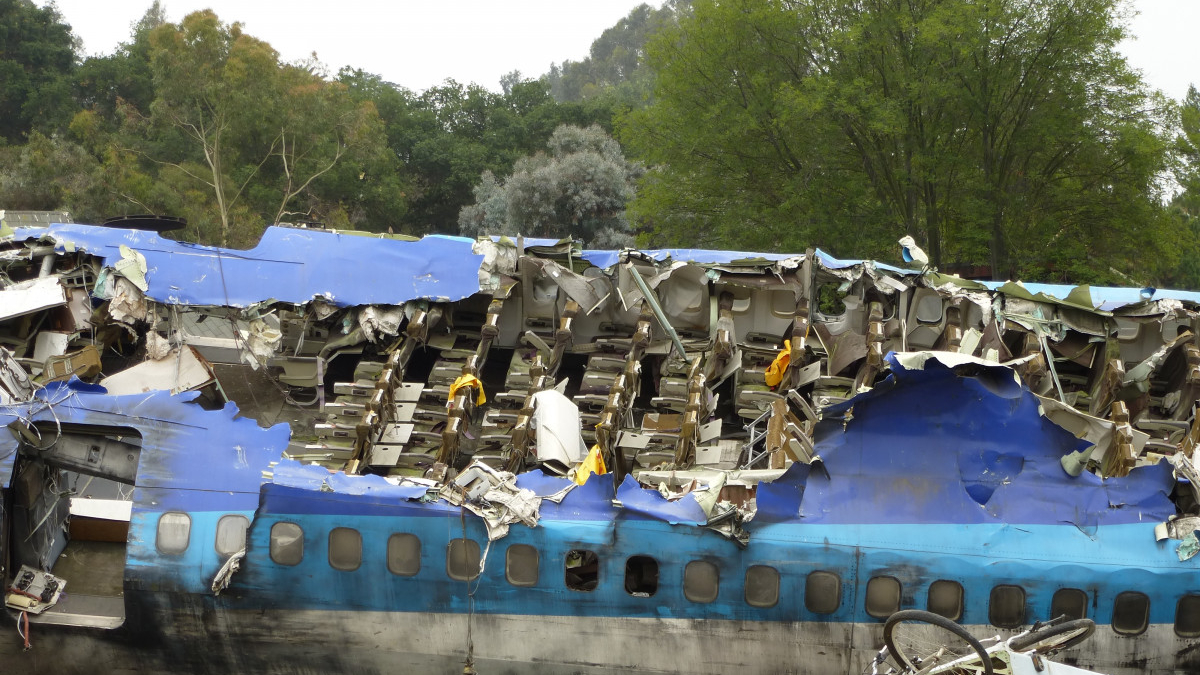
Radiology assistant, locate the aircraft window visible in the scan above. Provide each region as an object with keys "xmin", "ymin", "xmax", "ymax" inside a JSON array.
[
  {"xmin": 928, "ymin": 580, "xmax": 964, "ymax": 621},
  {"xmin": 214, "ymin": 515, "xmax": 249, "ymax": 557},
  {"xmin": 989, "ymin": 584, "xmax": 1026, "ymax": 628},
  {"xmin": 1176, "ymin": 595, "xmax": 1200, "ymax": 638},
  {"xmin": 745, "ymin": 565, "xmax": 780, "ymax": 608},
  {"xmin": 684, "ymin": 561, "xmax": 719, "ymax": 604},
  {"xmin": 447, "ymin": 539, "xmax": 481, "ymax": 581},
  {"xmin": 328, "ymin": 527, "xmax": 362, "ymax": 572},
  {"xmin": 625, "ymin": 555, "xmax": 659, "ymax": 597},
  {"xmin": 387, "ymin": 533, "xmax": 421, "ymax": 576},
  {"xmin": 270, "ymin": 522, "xmax": 304, "ymax": 566},
  {"xmin": 506, "ymin": 544, "xmax": 539, "ymax": 587},
  {"xmin": 565, "ymin": 549, "xmax": 600, "ymax": 592},
  {"xmin": 806, "ymin": 571, "xmax": 841, "ymax": 615},
  {"xmin": 156, "ymin": 512, "xmax": 191, "ymax": 555},
  {"xmin": 1112, "ymin": 591, "xmax": 1150, "ymax": 636},
  {"xmin": 865, "ymin": 576, "xmax": 902, "ymax": 619},
  {"xmin": 1051, "ymin": 588, "xmax": 1088, "ymax": 620}
]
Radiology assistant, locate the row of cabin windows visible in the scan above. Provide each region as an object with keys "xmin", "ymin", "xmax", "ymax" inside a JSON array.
[{"xmin": 156, "ymin": 513, "xmax": 1200, "ymax": 636}]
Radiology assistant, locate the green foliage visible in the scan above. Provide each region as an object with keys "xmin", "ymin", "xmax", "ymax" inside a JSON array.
[
  {"xmin": 458, "ymin": 124, "xmax": 643, "ymax": 245},
  {"xmin": 547, "ymin": 1, "xmax": 688, "ymax": 107},
  {"xmin": 624, "ymin": 0, "xmax": 1180, "ymax": 285},
  {"xmin": 0, "ymin": 0, "xmax": 77, "ymax": 142},
  {"xmin": 342, "ymin": 70, "xmax": 618, "ymax": 235}
]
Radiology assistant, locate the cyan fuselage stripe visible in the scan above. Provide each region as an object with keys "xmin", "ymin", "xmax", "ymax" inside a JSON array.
[{"xmin": 126, "ymin": 507, "xmax": 1200, "ymax": 626}]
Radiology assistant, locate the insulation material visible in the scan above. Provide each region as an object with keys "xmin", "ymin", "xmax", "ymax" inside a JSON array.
[
  {"xmin": 358, "ymin": 306, "xmax": 403, "ymax": 343},
  {"xmin": 109, "ymin": 276, "xmax": 148, "ymax": 325}
]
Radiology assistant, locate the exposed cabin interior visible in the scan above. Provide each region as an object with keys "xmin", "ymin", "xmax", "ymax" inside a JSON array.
[{"xmin": 3, "ymin": 218, "xmax": 1200, "ymax": 641}]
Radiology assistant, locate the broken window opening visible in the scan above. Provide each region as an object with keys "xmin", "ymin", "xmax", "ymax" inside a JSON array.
[
  {"xmin": 214, "ymin": 515, "xmax": 249, "ymax": 557},
  {"xmin": 928, "ymin": 579, "xmax": 964, "ymax": 621},
  {"xmin": 270, "ymin": 522, "xmax": 304, "ymax": 566},
  {"xmin": 815, "ymin": 281, "xmax": 848, "ymax": 317},
  {"xmin": 805, "ymin": 570, "xmax": 841, "ymax": 615},
  {"xmin": 745, "ymin": 565, "xmax": 780, "ymax": 608},
  {"xmin": 684, "ymin": 560, "xmax": 719, "ymax": 604},
  {"xmin": 865, "ymin": 575, "xmax": 902, "ymax": 619},
  {"xmin": 505, "ymin": 544, "xmax": 539, "ymax": 587},
  {"xmin": 156, "ymin": 512, "xmax": 191, "ymax": 555},
  {"xmin": 989, "ymin": 584, "xmax": 1027, "ymax": 628},
  {"xmin": 447, "ymin": 538, "xmax": 481, "ymax": 581},
  {"xmin": 1051, "ymin": 588, "xmax": 1089, "ymax": 621},
  {"xmin": 1112, "ymin": 591, "xmax": 1150, "ymax": 636},
  {"xmin": 328, "ymin": 527, "xmax": 362, "ymax": 572},
  {"xmin": 565, "ymin": 549, "xmax": 599, "ymax": 592},
  {"xmin": 624, "ymin": 555, "xmax": 659, "ymax": 597},
  {"xmin": 386, "ymin": 533, "xmax": 421, "ymax": 577}
]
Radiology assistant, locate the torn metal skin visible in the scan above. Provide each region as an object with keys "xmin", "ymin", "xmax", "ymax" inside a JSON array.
[{"xmin": 1, "ymin": 220, "xmax": 1200, "ymax": 674}]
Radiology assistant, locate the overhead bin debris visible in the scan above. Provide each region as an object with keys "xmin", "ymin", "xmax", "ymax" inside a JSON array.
[{"xmin": 3, "ymin": 219, "xmax": 1200, "ymax": 557}]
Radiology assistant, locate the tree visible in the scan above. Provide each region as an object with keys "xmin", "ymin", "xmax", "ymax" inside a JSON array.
[
  {"xmin": 623, "ymin": 0, "xmax": 1177, "ymax": 284},
  {"xmin": 135, "ymin": 11, "xmax": 386, "ymax": 246},
  {"xmin": 547, "ymin": 2, "xmax": 689, "ymax": 106},
  {"xmin": 458, "ymin": 124, "xmax": 642, "ymax": 246},
  {"xmin": 0, "ymin": 0, "xmax": 77, "ymax": 142},
  {"xmin": 1167, "ymin": 86, "xmax": 1200, "ymax": 288}
]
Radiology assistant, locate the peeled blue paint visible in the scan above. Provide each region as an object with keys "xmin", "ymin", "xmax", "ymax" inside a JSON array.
[
  {"xmin": 795, "ymin": 353, "xmax": 1175, "ymax": 527},
  {"xmin": 753, "ymin": 462, "xmax": 811, "ymax": 524},
  {"xmin": 615, "ymin": 476, "xmax": 707, "ymax": 525},
  {"xmin": 270, "ymin": 458, "xmax": 429, "ymax": 500},
  {"xmin": 514, "ymin": 470, "xmax": 576, "ymax": 497},
  {"xmin": 12, "ymin": 224, "xmax": 483, "ymax": 308}
]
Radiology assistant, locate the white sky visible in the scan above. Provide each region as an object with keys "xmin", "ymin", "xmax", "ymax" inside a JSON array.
[{"xmin": 43, "ymin": 0, "xmax": 1200, "ymax": 99}]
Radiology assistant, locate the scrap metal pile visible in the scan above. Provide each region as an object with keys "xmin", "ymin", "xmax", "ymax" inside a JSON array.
[{"xmin": 3, "ymin": 212, "xmax": 1200, "ymax": 543}]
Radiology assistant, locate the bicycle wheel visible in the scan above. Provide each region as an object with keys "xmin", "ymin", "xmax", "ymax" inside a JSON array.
[
  {"xmin": 884, "ymin": 610, "xmax": 995, "ymax": 674},
  {"xmin": 1008, "ymin": 618, "xmax": 1095, "ymax": 654}
]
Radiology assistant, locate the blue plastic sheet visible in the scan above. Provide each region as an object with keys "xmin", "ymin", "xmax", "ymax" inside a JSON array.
[{"xmin": 13, "ymin": 224, "xmax": 483, "ymax": 308}]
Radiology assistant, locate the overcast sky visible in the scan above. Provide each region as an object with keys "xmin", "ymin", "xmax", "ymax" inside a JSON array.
[{"xmin": 43, "ymin": 0, "xmax": 1200, "ymax": 100}]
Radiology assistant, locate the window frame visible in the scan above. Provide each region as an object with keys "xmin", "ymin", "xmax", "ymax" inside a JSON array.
[
  {"xmin": 447, "ymin": 538, "xmax": 481, "ymax": 581},
  {"xmin": 928, "ymin": 579, "xmax": 964, "ymax": 621},
  {"xmin": 988, "ymin": 584, "xmax": 1027, "ymax": 629},
  {"xmin": 683, "ymin": 560, "xmax": 719, "ymax": 604},
  {"xmin": 269, "ymin": 521, "xmax": 305, "ymax": 566},
  {"xmin": 1175, "ymin": 594, "xmax": 1200, "ymax": 638},
  {"xmin": 805, "ymin": 570, "xmax": 842, "ymax": 615},
  {"xmin": 156, "ymin": 511, "xmax": 191, "ymax": 556},
  {"xmin": 505, "ymin": 544, "xmax": 539, "ymax": 587},
  {"xmin": 386, "ymin": 533, "xmax": 421, "ymax": 577},
  {"xmin": 744, "ymin": 565, "xmax": 780, "ymax": 609},
  {"xmin": 1112, "ymin": 591, "xmax": 1150, "ymax": 636},
  {"xmin": 328, "ymin": 527, "xmax": 363, "ymax": 572},
  {"xmin": 865, "ymin": 575, "xmax": 902, "ymax": 619},
  {"xmin": 214, "ymin": 514, "xmax": 249, "ymax": 557}
]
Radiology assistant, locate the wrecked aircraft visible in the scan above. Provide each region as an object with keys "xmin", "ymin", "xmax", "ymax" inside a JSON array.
[{"xmin": 2, "ymin": 211, "xmax": 1200, "ymax": 674}]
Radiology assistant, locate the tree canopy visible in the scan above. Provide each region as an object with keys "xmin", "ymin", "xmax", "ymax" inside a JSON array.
[
  {"xmin": 1, "ymin": 0, "xmax": 1199, "ymax": 291},
  {"xmin": 0, "ymin": 0, "xmax": 76, "ymax": 143},
  {"xmin": 622, "ymin": 0, "xmax": 1180, "ymax": 284},
  {"xmin": 458, "ymin": 124, "xmax": 643, "ymax": 246}
]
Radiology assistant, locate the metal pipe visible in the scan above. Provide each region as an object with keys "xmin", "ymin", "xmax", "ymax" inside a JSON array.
[{"xmin": 625, "ymin": 263, "xmax": 687, "ymax": 360}]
